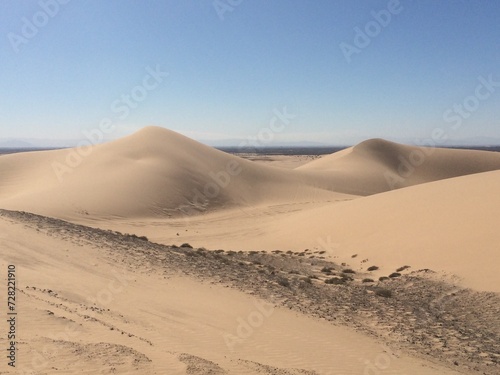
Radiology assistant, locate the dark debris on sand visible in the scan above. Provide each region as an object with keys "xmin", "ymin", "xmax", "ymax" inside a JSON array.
[{"xmin": 1, "ymin": 209, "xmax": 499, "ymax": 375}]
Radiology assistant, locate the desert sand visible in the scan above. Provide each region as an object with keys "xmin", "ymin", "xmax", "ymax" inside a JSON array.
[{"xmin": 0, "ymin": 126, "xmax": 499, "ymax": 374}]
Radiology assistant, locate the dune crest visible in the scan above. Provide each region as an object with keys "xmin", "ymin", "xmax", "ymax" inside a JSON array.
[
  {"xmin": 299, "ymin": 137, "xmax": 500, "ymax": 192},
  {"xmin": 0, "ymin": 126, "xmax": 349, "ymax": 218},
  {"xmin": 2, "ymin": 127, "xmax": 500, "ymax": 219},
  {"xmin": 1, "ymin": 127, "xmax": 500, "ymax": 374}
]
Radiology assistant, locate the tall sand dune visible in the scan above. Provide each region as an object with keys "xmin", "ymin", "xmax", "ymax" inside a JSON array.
[
  {"xmin": 2, "ymin": 127, "xmax": 500, "ymax": 219},
  {"xmin": 0, "ymin": 127, "xmax": 350, "ymax": 219}
]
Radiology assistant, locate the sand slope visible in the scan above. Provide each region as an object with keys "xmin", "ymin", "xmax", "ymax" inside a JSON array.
[
  {"xmin": 109, "ymin": 169, "xmax": 500, "ymax": 293},
  {"xmin": 2, "ymin": 127, "xmax": 497, "ymax": 292},
  {"xmin": 0, "ymin": 211, "xmax": 464, "ymax": 375},
  {"xmin": 255, "ymin": 169, "xmax": 500, "ymax": 292},
  {"xmin": 3, "ymin": 127, "xmax": 500, "ymax": 219},
  {"xmin": 1, "ymin": 127, "xmax": 500, "ymax": 373},
  {"xmin": 0, "ymin": 127, "xmax": 352, "ymax": 219},
  {"xmin": 298, "ymin": 138, "xmax": 500, "ymax": 194}
]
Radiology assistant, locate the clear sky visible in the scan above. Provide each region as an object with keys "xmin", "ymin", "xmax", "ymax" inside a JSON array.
[{"xmin": 1, "ymin": 0, "xmax": 499, "ymax": 146}]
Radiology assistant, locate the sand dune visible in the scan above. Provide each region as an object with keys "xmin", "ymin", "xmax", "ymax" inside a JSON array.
[
  {"xmin": 2, "ymin": 126, "xmax": 498, "ymax": 292},
  {"xmin": 0, "ymin": 210, "xmax": 474, "ymax": 374},
  {"xmin": 0, "ymin": 127, "xmax": 352, "ymax": 219},
  {"xmin": 1, "ymin": 127, "xmax": 500, "ymax": 374},
  {"xmin": 254, "ymin": 169, "xmax": 500, "ymax": 292},
  {"xmin": 298, "ymin": 138, "xmax": 500, "ymax": 194},
  {"xmin": 2, "ymin": 127, "xmax": 500, "ymax": 220},
  {"xmin": 107, "ymin": 169, "xmax": 500, "ymax": 293}
]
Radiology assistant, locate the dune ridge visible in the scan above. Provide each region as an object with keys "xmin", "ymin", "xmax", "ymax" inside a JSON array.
[
  {"xmin": 0, "ymin": 127, "xmax": 352, "ymax": 219},
  {"xmin": 298, "ymin": 138, "xmax": 500, "ymax": 193},
  {"xmin": 2, "ymin": 127, "xmax": 500, "ymax": 219},
  {"xmin": 2, "ymin": 209, "xmax": 494, "ymax": 374},
  {"xmin": 1, "ymin": 126, "xmax": 500, "ymax": 374}
]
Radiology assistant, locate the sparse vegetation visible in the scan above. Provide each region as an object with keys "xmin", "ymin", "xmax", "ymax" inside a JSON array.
[
  {"xmin": 300, "ymin": 277, "xmax": 312, "ymax": 284},
  {"xmin": 180, "ymin": 243, "xmax": 193, "ymax": 248},
  {"xmin": 389, "ymin": 272, "xmax": 401, "ymax": 278},
  {"xmin": 375, "ymin": 288, "xmax": 392, "ymax": 298},
  {"xmin": 195, "ymin": 248, "xmax": 207, "ymax": 257},
  {"xmin": 325, "ymin": 277, "xmax": 345, "ymax": 285},
  {"xmin": 362, "ymin": 278, "xmax": 374, "ymax": 283},
  {"xmin": 367, "ymin": 265, "xmax": 379, "ymax": 271},
  {"xmin": 124, "ymin": 233, "xmax": 149, "ymax": 241},
  {"xmin": 3, "ymin": 209, "xmax": 499, "ymax": 375},
  {"xmin": 218, "ymin": 256, "xmax": 230, "ymax": 264},
  {"xmin": 342, "ymin": 268, "xmax": 356, "ymax": 274},
  {"xmin": 396, "ymin": 265, "xmax": 411, "ymax": 272},
  {"xmin": 277, "ymin": 276, "xmax": 290, "ymax": 288},
  {"xmin": 341, "ymin": 274, "xmax": 353, "ymax": 281}
]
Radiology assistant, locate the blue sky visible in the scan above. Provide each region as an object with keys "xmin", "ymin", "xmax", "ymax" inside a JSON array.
[{"xmin": 1, "ymin": 0, "xmax": 499, "ymax": 146}]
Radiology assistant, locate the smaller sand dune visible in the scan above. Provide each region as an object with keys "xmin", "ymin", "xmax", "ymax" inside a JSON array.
[
  {"xmin": 298, "ymin": 138, "xmax": 500, "ymax": 194},
  {"xmin": 263, "ymin": 169, "xmax": 500, "ymax": 292}
]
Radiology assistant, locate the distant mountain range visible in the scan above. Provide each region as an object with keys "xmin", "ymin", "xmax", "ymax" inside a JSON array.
[{"xmin": 1, "ymin": 136, "xmax": 500, "ymax": 149}]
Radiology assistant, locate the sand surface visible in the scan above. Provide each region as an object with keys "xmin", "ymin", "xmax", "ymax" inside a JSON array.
[{"xmin": 1, "ymin": 126, "xmax": 499, "ymax": 374}]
